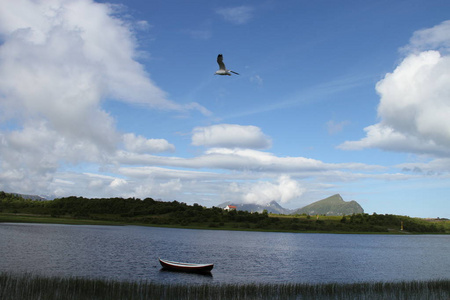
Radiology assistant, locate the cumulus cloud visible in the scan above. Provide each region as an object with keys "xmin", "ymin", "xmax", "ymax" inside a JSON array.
[
  {"xmin": 0, "ymin": 0, "xmax": 193, "ymax": 112},
  {"xmin": 220, "ymin": 175, "xmax": 305, "ymax": 205},
  {"xmin": 123, "ymin": 133, "xmax": 175, "ymax": 153},
  {"xmin": 216, "ymin": 6, "xmax": 254, "ymax": 25},
  {"xmin": 110, "ymin": 178, "xmax": 128, "ymax": 189},
  {"xmin": 191, "ymin": 124, "xmax": 272, "ymax": 149},
  {"xmin": 340, "ymin": 20, "xmax": 450, "ymax": 157},
  {"xmin": 242, "ymin": 176, "xmax": 305, "ymax": 205}
]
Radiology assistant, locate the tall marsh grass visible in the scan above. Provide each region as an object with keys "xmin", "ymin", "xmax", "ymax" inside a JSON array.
[{"xmin": 0, "ymin": 273, "xmax": 448, "ymax": 300}]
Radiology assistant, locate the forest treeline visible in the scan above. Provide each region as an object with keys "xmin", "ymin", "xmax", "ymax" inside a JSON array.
[{"xmin": 0, "ymin": 191, "xmax": 446, "ymax": 233}]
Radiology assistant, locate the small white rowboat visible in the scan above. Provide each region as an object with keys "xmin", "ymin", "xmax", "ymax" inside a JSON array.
[{"xmin": 159, "ymin": 258, "xmax": 214, "ymax": 273}]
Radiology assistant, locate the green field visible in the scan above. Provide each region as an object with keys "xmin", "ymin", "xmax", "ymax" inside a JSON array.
[
  {"xmin": 0, "ymin": 213, "xmax": 125, "ymax": 226},
  {"xmin": 1, "ymin": 273, "xmax": 448, "ymax": 300},
  {"xmin": 2, "ymin": 212, "xmax": 449, "ymax": 236}
]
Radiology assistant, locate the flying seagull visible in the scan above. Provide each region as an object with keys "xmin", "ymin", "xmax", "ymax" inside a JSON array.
[{"xmin": 215, "ymin": 54, "xmax": 239, "ymax": 76}]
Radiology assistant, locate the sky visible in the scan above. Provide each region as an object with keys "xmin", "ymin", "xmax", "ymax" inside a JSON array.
[{"xmin": 1, "ymin": 0, "xmax": 450, "ymax": 218}]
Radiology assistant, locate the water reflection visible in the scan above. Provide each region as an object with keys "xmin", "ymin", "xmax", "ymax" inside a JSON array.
[{"xmin": 159, "ymin": 268, "xmax": 213, "ymax": 277}]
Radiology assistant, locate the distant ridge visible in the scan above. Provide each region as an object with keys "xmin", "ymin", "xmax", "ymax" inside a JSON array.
[
  {"xmin": 218, "ymin": 194, "xmax": 364, "ymax": 216},
  {"xmin": 293, "ymin": 194, "xmax": 364, "ymax": 216},
  {"xmin": 217, "ymin": 201, "xmax": 293, "ymax": 215}
]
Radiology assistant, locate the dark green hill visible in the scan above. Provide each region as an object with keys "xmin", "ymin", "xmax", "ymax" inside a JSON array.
[{"xmin": 293, "ymin": 194, "xmax": 364, "ymax": 216}]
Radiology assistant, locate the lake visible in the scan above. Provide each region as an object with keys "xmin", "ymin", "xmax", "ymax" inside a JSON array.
[{"xmin": 0, "ymin": 223, "xmax": 449, "ymax": 284}]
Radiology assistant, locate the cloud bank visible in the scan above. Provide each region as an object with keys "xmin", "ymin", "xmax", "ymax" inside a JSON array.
[{"xmin": 0, "ymin": 0, "xmax": 203, "ymax": 194}]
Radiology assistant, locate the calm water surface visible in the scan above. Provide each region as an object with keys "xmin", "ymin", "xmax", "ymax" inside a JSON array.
[{"xmin": 1, "ymin": 223, "xmax": 449, "ymax": 284}]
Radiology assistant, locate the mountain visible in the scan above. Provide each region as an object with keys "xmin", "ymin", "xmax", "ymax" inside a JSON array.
[
  {"xmin": 218, "ymin": 194, "xmax": 364, "ymax": 216},
  {"xmin": 217, "ymin": 200, "xmax": 293, "ymax": 214},
  {"xmin": 293, "ymin": 194, "xmax": 364, "ymax": 216},
  {"xmin": 12, "ymin": 193, "xmax": 48, "ymax": 201}
]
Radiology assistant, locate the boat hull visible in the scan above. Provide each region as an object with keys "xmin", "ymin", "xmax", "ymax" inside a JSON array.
[{"xmin": 159, "ymin": 259, "xmax": 214, "ymax": 273}]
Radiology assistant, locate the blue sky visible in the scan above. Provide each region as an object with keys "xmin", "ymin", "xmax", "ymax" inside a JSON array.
[{"xmin": 1, "ymin": 0, "xmax": 450, "ymax": 218}]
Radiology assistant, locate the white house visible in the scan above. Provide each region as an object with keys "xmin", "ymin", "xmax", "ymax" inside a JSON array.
[{"xmin": 224, "ymin": 205, "xmax": 237, "ymax": 211}]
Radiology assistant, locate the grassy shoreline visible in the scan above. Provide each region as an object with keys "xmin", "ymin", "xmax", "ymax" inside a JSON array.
[
  {"xmin": 0, "ymin": 213, "xmax": 124, "ymax": 226},
  {"xmin": 1, "ymin": 213, "xmax": 448, "ymax": 235},
  {"xmin": 1, "ymin": 273, "xmax": 448, "ymax": 300}
]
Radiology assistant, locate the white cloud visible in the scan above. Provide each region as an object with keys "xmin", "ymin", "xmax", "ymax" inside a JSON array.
[
  {"xmin": 115, "ymin": 165, "xmax": 309, "ymax": 206},
  {"xmin": 160, "ymin": 178, "xmax": 182, "ymax": 192},
  {"xmin": 216, "ymin": 6, "xmax": 254, "ymax": 25},
  {"xmin": 0, "ymin": 0, "xmax": 182, "ymax": 111},
  {"xmin": 339, "ymin": 123, "xmax": 450, "ymax": 156},
  {"xmin": 0, "ymin": 0, "xmax": 210, "ymax": 123},
  {"xmin": 114, "ymin": 147, "xmax": 381, "ymax": 173},
  {"xmin": 0, "ymin": 119, "xmax": 114, "ymax": 194},
  {"xmin": 47, "ymin": 157, "xmax": 442, "ymax": 207},
  {"xmin": 42, "ymin": 172, "xmax": 131, "ymax": 198},
  {"xmin": 340, "ymin": 20, "xmax": 450, "ymax": 158},
  {"xmin": 123, "ymin": 133, "xmax": 175, "ymax": 153},
  {"xmin": 244, "ymin": 175, "xmax": 305, "ymax": 205},
  {"xmin": 110, "ymin": 178, "xmax": 127, "ymax": 189},
  {"xmin": 402, "ymin": 20, "xmax": 450, "ymax": 54},
  {"xmin": 192, "ymin": 124, "xmax": 272, "ymax": 149}
]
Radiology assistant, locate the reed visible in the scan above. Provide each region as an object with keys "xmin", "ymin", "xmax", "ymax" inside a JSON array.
[{"xmin": 0, "ymin": 273, "xmax": 448, "ymax": 300}]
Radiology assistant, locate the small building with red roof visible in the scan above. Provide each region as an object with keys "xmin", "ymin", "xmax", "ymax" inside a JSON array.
[{"xmin": 224, "ymin": 205, "xmax": 237, "ymax": 211}]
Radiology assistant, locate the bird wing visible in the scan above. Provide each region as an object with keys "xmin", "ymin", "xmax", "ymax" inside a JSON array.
[
  {"xmin": 230, "ymin": 70, "xmax": 240, "ymax": 75},
  {"xmin": 217, "ymin": 54, "xmax": 226, "ymax": 70}
]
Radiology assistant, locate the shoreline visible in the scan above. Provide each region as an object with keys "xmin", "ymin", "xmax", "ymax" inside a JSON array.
[{"xmin": 1, "ymin": 213, "xmax": 448, "ymax": 235}]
